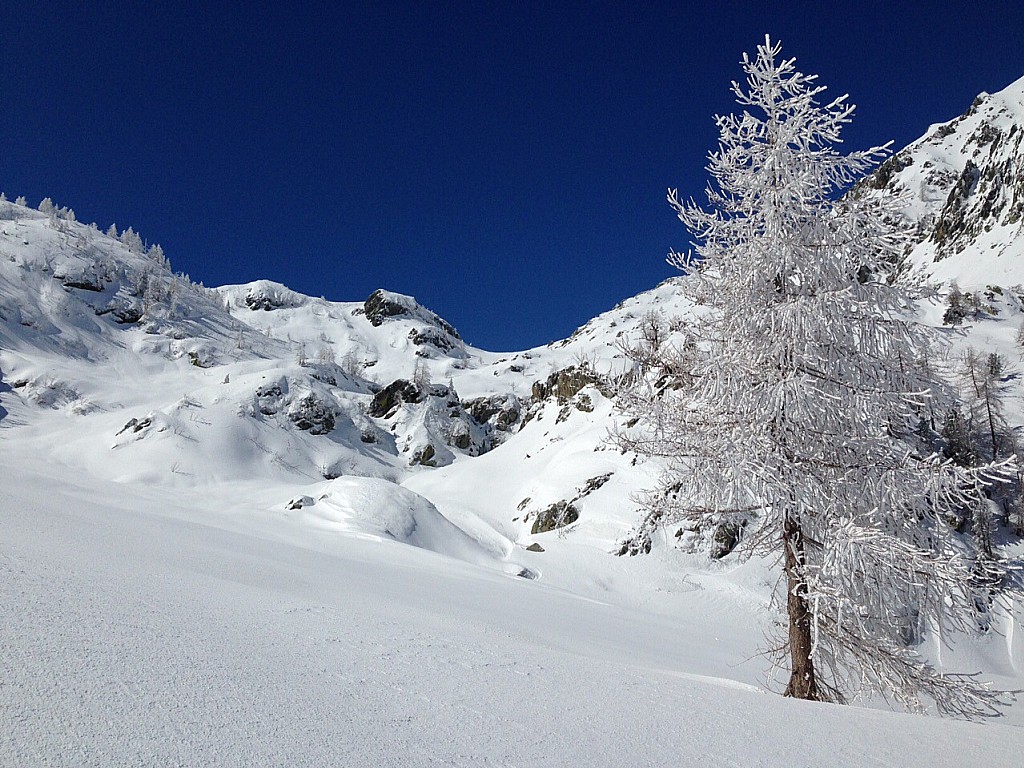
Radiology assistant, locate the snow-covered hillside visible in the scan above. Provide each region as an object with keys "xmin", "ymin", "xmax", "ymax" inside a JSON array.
[
  {"xmin": 4, "ymin": 74, "xmax": 1024, "ymax": 763},
  {"xmin": 861, "ymin": 73, "xmax": 1024, "ymax": 288}
]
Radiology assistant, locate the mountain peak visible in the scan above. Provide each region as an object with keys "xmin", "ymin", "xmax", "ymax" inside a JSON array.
[{"xmin": 860, "ymin": 71, "xmax": 1024, "ymax": 289}]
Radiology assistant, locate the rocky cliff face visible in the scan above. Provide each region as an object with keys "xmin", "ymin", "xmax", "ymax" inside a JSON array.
[{"xmin": 859, "ymin": 75, "xmax": 1024, "ymax": 288}]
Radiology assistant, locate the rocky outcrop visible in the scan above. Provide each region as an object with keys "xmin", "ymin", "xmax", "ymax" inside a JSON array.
[
  {"xmin": 530, "ymin": 365, "xmax": 606, "ymax": 404},
  {"xmin": 857, "ymin": 79, "xmax": 1024, "ymax": 274},
  {"xmin": 363, "ymin": 289, "xmax": 461, "ymax": 339},
  {"xmin": 288, "ymin": 393, "xmax": 335, "ymax": 435},
  {"xmin": 368, "ymin": 379, "xmax": 423, "ymax": 419},
  {"xmin": 464, "ymin": 394, "xmax": 522, "ymax": 435}
]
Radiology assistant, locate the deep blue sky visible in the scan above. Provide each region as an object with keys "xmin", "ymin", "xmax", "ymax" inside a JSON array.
[{"xmin": 3, "ymin": 2, "xmax": 1023, "ymax": 350}]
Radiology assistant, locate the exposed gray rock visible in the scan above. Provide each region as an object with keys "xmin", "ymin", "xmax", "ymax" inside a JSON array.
[
  {"xmin": 288, "ymin": 393, "xmax": 335, "ymax": 435},
  {"xmin": 368, "ymin": 379, "xmax": 422, "ymax": 419}
]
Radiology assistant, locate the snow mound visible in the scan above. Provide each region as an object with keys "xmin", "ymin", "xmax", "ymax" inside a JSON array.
[
  {"xmin": 298, "ymin": 476, "xmax": 512, "ymax": 566},
  {"xmin": 220, "ymin": 280, "xmax": 309, "ymax": 312}
]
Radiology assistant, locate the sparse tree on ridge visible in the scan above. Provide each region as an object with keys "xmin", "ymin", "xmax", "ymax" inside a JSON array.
[{"xmin": 620, "ymin": 36, "xmax": 1019, "ymax": 716}]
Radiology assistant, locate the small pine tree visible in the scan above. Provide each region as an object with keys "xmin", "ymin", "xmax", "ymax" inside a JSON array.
[
  {"xmin": 943, "ymin": 283, "xmax": 967, "ymax": 326},
  {"xmin": 119, "ymin": 226, "xmax": 144, "ymax": 253},
  {"xmin": 941, "ymin": 407, "xmax": 975, "ymax": 469},
  {"xmin": 147, "ymin": 243, "xmax": 167, "ymax": 268},
  {"xmin": 340, "ymin": 349, "xmax": 362, "ymax": 378}
]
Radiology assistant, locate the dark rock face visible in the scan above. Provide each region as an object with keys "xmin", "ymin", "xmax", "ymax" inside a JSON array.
[
  {"xmin": 116, "ymin": 416, "xmax": 153, "ymax": 435},
  {"xmin": 255, "ymin": 382, "xmax": 285, "ymax": 415},
  {"xmin": 362, "ymin": 289, "xmax": 461, "ymax": 341},
  {"xmin": 465, "ymin": 394, "xmax": 521, "ymax": 433},
  {"xmin": 368, "ymin": 379, "xmax": 422, "ymax": 419},
  {"xmin": 524, "ymin": 473, "xmax": 613, "ymax": 535},
  {"xmin": 450, "ymin": 423, "xmax": 472, "ymax": 450},
  {"xmin": 364, "ymin": 290, "xmax": 416, "ymax": 327},
  {"xmin": 288, "ymin": 393, "xmax": 335, "ymax": 435},
  {"xmin": 863, "ymin": 152, "xmax": 913, "ymax": 191},
  {"xmin": 245, "ymin": 293, "xmax": 280, "ymax": 311},
  {"xmin": 531, "ymin": 365, "xmax": 604, "ymax": 403},
  {"xmin": 62, "ymin": 278, "xmax": 105, "ymax": 292},
  {"xmin": 530, "ymin": 501, "xmax": 580, "ymax": 534},
  {"xmin": 243, "ymin": 284, "xmax": 296, "ymax": 311},
  {"xmin": 710, "ymin": 520, "xmax": 746, "ymax": 559},
  {"xmin": 410, "ymin": 443, "xmax": 437, "ymax": 467},
  {"xmin": 408, "ymin": 326, "xmax": 457, "ymax": 352},
  {"xmin": 932, "ymin": 160, "xmax": 981, "ymax": 250},
  {"xmin": 111, "ymin": 303, "xmax": 144, "ymax": 324}
]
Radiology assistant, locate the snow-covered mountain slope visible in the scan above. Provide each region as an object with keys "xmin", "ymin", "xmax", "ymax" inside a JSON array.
[
  {"xmin": 860, "ymin": 73, "xmax": 1024, "ymax": 288},
  {"xmin": 5, "ymin": 70, "xmax": 1024, "ymax": 762},
  {"xmin": 0, "ymin": 196, "xmax": 692, "ymax": 566}
]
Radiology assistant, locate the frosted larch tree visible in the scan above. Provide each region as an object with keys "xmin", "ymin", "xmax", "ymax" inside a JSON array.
[{"xmin": 621, "ymin": 36, "xmax": 1018, "ymax": 716}]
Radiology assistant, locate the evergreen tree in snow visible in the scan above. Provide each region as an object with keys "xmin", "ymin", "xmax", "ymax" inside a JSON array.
[
  {"xmin": 943, "ymin": 283, "xmax": 968, "ymax": 326},
  {"xmin": 621, "ymin": 37, "xmax": 1018, "ymax": 716},
  {"xmin": 119, "ymin": 226, "xmax": 144, "ymax": 253}
]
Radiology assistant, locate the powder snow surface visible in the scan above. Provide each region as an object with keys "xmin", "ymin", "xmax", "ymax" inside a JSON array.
[{"xmin": 3, "ymin": 461, "xmax": 1022, "ymax": 767}]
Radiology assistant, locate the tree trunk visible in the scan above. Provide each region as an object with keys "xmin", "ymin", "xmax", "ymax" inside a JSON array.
[{"xmin": 783, "ymin": 515, "xmax": 822, "ymax": 700}]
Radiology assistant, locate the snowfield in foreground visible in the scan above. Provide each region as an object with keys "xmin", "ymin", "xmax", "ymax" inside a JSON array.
[{"xmin": 2, "ymin": 457, "xmax": 1022, "ymax": 767}]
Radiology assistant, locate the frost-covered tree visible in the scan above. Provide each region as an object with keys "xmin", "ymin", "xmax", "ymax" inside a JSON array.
[
  {"xmin": 621, "ymin": 37, "xmax": 1017, "ymax": 716},
  {"xmin": 961, "ymin": 349, "xmax": 1010, "ymax": 465},
  {"xmin": 413, "ymin": 358, "xmax": 432, "ymax": 392},
  {"xmin": 120, "ymin": 226, "xmax": 144, "ymax": 253}
]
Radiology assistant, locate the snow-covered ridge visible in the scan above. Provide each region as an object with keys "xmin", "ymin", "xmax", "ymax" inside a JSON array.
[
  {"xmin": 0, "ymin": 194, "xmax": 682, "ymax": 557},
  {"xmin": 860, "ymin": 73, "xmax": 1024, "ymax": 288}
]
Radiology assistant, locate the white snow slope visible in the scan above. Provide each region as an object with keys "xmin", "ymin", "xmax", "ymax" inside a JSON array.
[
  {"xmin": 5, "ymin": 462, "xmax": 1023, "ymax": 767},
  {"xmin": 4, "ymin": 74, "xmax": 1024, "ymax": 765}
]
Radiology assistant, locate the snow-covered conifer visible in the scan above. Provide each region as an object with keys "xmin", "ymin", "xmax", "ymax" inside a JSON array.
[
  {"xmin": 147, "ymin": 243, "xmax": 167, "ymax": 268},
  {"xmin": 413, "ymin": 358, "xmax": 431, "ymax": 391},
  {"xmin": 120, "ymin": 226, "xmax": 144, "ymax": 253},
  {"xmin": 621, "ymin": 37, "xmax": 1018, "ymax": 716}
]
